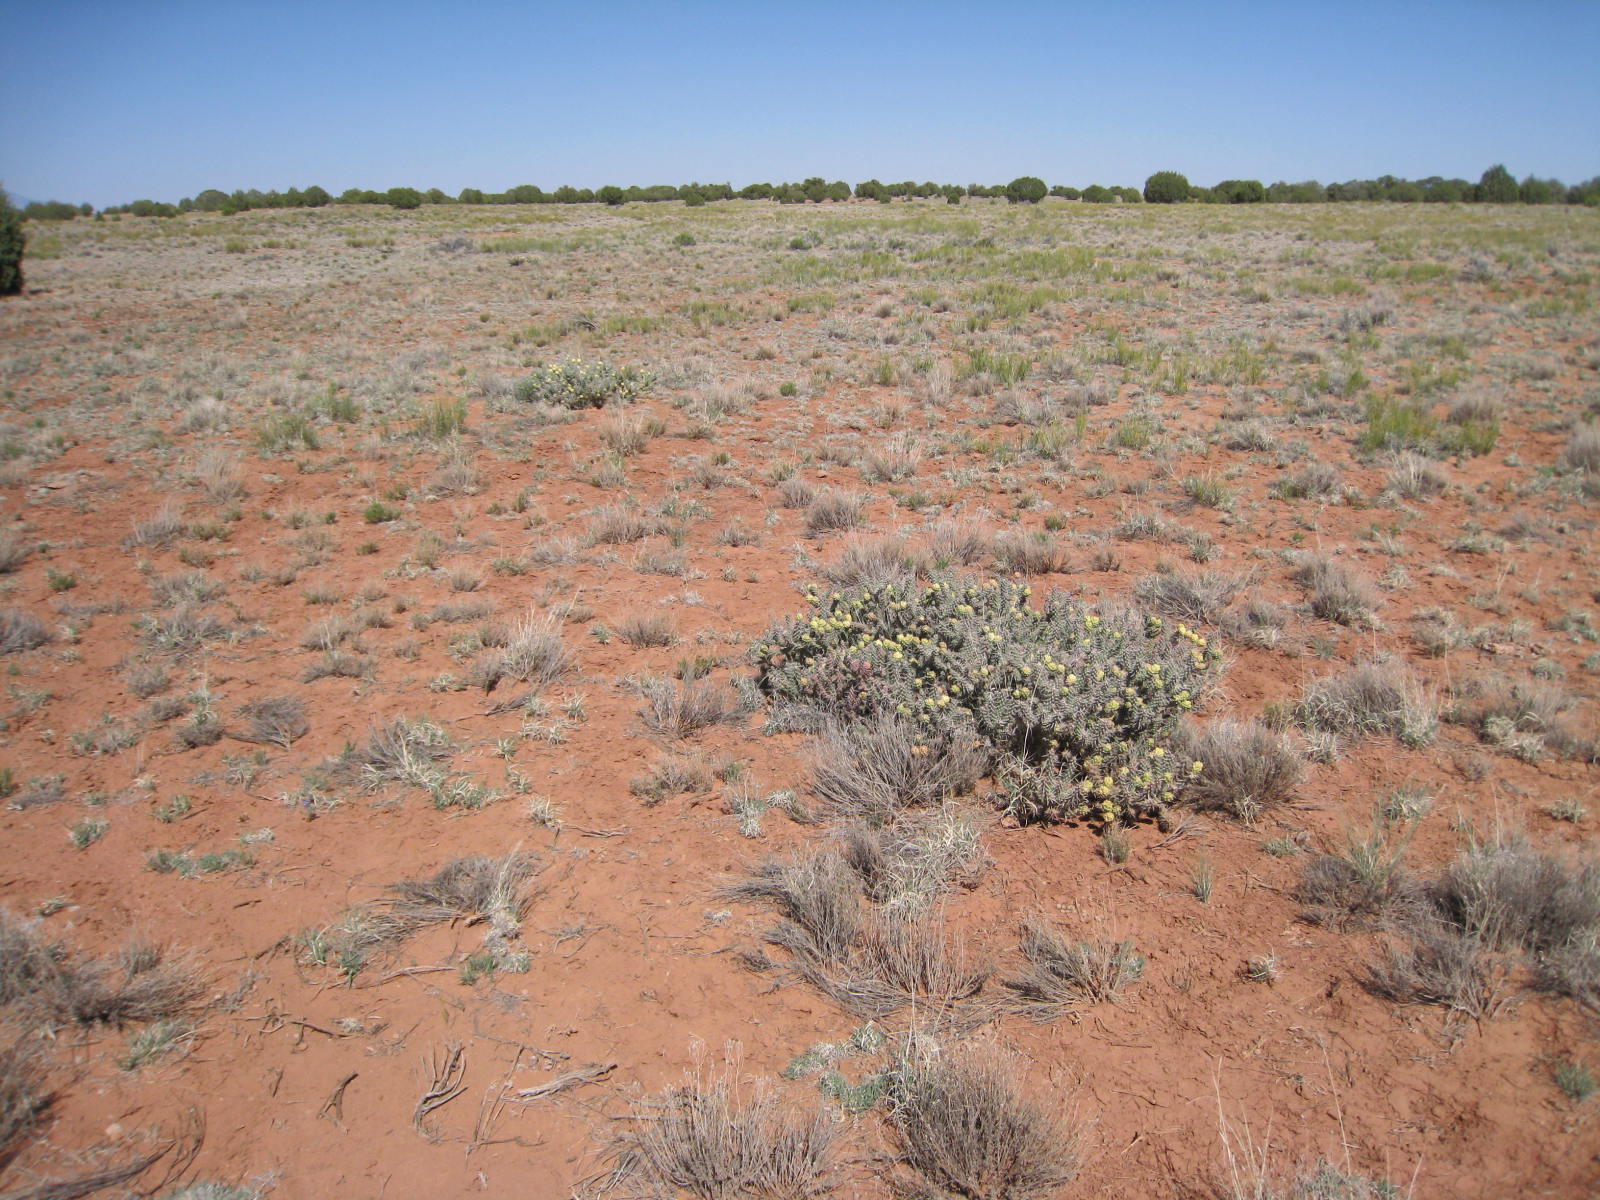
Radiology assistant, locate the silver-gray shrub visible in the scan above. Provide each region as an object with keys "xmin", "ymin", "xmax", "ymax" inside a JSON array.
[{"xmin": 754, "ymin": 575, "xmax": 1222, "ymax": 824}]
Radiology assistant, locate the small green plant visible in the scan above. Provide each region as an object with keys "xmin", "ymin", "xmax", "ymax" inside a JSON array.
[
  {"xmin": 363, "ymin": 501, "xmax": 399, "ymax": 524},
  {"xmin": 1190, "ymin": 852, "xmax": 1215, "ymax": 902},
  {"xmin": 1181, "ymin": 474, "xmax": 1233, "ymax": 509},
  {"xmin": 153, "ymin": 794, "xmax": 192, "ymax": 823},
  {"xmin": 819, "ymin": 1070, "xmax": 889, "ymax": 1114},
  {"xmin": 416, "ymin": 396, "xmax": 467, "ymax": 439},
  {"xmin": 1547, "ymin": 797, "xmax": 1589, "ymax": 824},
  {"xmin": 68, "ymin": 818, "xmax": 108, "ymax": 849},
  {"xmin": 460, "ymin": 949, "xmax": 498, "ymax": 984},
  {"xmin": 1110, "ymin": 416, "xmax": 1156, "ymax": 451},
  {"xmin": 1245, "ymin": 953, "xmax": 1279, "ymax": 984},
  {"xmin": 256, "ymin": 413, "xmax": 319, "ymax": 453},
  {"xmin": 118, "ymin": 1020, "xmax": 188, "ymax": 1071},
  {"xmin": 1359, "ymin": 396, "xmax": 1436, "ymax": 454},
  {"xmin": 46, "ymin": 569, "xmax": 77, "ymax": 592},
  {"xmin": 1554, "ymin": 1057, "xmax": 1597, "ymax": 1102}
]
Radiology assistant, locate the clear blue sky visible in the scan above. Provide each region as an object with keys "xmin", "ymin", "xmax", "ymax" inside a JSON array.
[{"xmin": 3, "ymin": 0, "xmax": 1597, "ymax": 208}]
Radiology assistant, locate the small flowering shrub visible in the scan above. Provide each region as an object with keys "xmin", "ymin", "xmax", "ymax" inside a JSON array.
[
  {"xmin": 754, "ymin": 576, "xmax": 1222, "ymax": 824},
  {"xmin": 513, "ymin": 359, "xmax": 654, "ymax": 409}
]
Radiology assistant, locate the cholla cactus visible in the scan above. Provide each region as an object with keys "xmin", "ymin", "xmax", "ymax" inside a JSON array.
[
  {"xmin": 513, "ymin": 358, "xmax": 654, "ymax": 409},
  {"xmin": 754, "ymin": 576, "xmax": 1221, "ymax": 824}
]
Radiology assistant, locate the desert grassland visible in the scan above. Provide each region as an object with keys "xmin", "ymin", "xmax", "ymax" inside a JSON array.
[{"xmin": 0, "ymin": 197, "xmax": 1597, "ymax": 1199}]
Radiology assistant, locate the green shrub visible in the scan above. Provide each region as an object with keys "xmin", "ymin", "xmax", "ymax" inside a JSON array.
[
  {"xmin": 1143, "ymin": 171, "xmax": 1191, "ymax": 204},
  {"xmin": 1359, "ymin": 396, "xmax": 1437, "ymax": 454},
  {"xmin": 1477, "ymin": 164, "xmax": 1519, "ymax": 204},
  {"xmin": 0, "ymin": 191, "xmax": 23, "ymax": 296},
  {"xmin": 385, "ymin": 186, "xmax": 423, "ymax": 210},
  {"xmin": 1214, "ymin": 179, "xmax": 1266, "ymax": 203},
  {"xmin": 513, "ymin": 359, "xmax": 654, "ymax": 409},
  {"xmin": 754, "ymin": 576, "xmax": 1221, "ymax": 824},
  {"xmin": 1005, "ymin": 176, "xmax": 1047, "ymax": 205}
]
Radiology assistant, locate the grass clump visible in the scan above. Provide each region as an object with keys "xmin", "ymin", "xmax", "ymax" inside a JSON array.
[
  {"xmin": 616, "ymin": 611, "xmax": 679, "ymax": 648},
  {"xmin": 838, "ymin": 808, "xmax": 986, "ymax": 917},
  {"xmin": 1134, "ymin": 568, "xmax": 1247, "ymax": 625},
  {"xmin": 335, "ymin": 716, "xmax": 476, "ymax": 806},
  {"xmin": 1296, "ymin": 823, "xmax": 1418, "ymax": 931},
  {"xmin": 235, "ymin": 697, "xmax": 309, "ymax": 748},
  {"xmin": 0, "ymin": 608, "xmax": 49, "ymax": 654},
  {"xmin": 804, "ymin": 490, "xmax": 868, "ymax": 536},
  {"xmin": 599, "ymin": 1066, "xmax": 836, "ymax": 1200},
  {"xmin": 990, "ymin": 531, "xmax": 1061, "ymax": 576},
  {"xmin": 755, "ymin": 575, "xmax": 1221, "ymax": 825},
  {"xmin": 303, "ymin": 852, "xmax": 539, "ymax": 981},
  {"xmin": 467, "ymin": 611, "xmax": 572, "ymax": 693},
  {"xmin": 1559, "ymin": 422, "xmax": 1600, "ymax": 474},
  {"xmin": 823, "ymin": 537, "xmax": 929, "ymax": 590},
  {"xmin": 0, "ymin": 1035, "xmax": 51, "ymax": 1169},
  {"xmin": 639, "ymin": 676, "xmax": 746, "ymax": 739},
  {"xmin": 725, "ymin": 847, "xmax": 988, "ymax": 1020},
  {"xmin": 1359, "ymin": 395, "xmax": 1436, "ymax": 454},
  {"xmin": 0, "ymin": 916, "xmax": 205, "ymax": 1030},
  {"xmin": 1291, "ymin": 554, "xmax": 1379, "ymax": 627},
  {"xmin": 807, "ymin": 715, "xmax": 986, "ymax": 825},
  {"xmin": 1450, "ymin": 674, "xmax": 1595, "ymax": 763},
  {"xmin": 630, "ymin": 756, "xmax": 712, "ymax": 805},
  {"xmin": 887, "ymin": 1040, "xmax": 1078, "ymax": 1200},
  {"xmin": 1177, "ymin": 719, "xmax": 1304, "ymax": 825},
  {"xmin": 514, "ymin": 358, "xmax": 653, "ymax": 409},
  {"xmin": 1004, "ymin": 921, "xmax": 1144, "ymax": 1020},
  {"xmin": 1297, "ymin": 660, "xmax": 1437, "ymax": 747}
]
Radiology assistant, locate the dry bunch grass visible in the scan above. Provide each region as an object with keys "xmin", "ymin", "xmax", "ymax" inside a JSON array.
[
  {"xmin": 1134, "ymin": 568, "xmax": 1248, "ymax": 624},
  {"xmin": 1177, "ymin": 719, "xmax": 1304, "ymax": 824},
  {"xmin": 468, "ymin": 611, "xmax": 573, "ymax": 692},
  {"xmin": 0, "ymin": 1035, "xmax": 52, "ymax": 1172},
  {"xmin": 725, "ymin": 849, "xmax": 989, "ymax": 1021},
  {"xmin": 925, "ymin": 520, "xmax": 994, "ymax": 568},
  {"xmin": 600, "ymin": 1063, "xmax": 837, "ymax": 1200},
  {"xmin": 807, "ymin": 716, "xmax": 987, "ymax": 825},
  {"xmin": 1291, "ymin": 554, "xmax": 1378, "ymax": 627},
  {"xmin": 889, "ymin": 1040, "xmax": 1078, "ymax": 1200},
  {"xmin": 1297, "ymin": 660, "xmax": 1437, "ymax": 747},
  {"xmin": 639, "ymin": 677, "xmax": 744, "ymax": 739},
  {"xmin": 1364, "ymin": 925, "xmax": 1512, "ymax": 1020},
  {"xmin": 1, "ymin": 916, "xmax": 206, "ymax": 1032},
  {"xmin": 1451, "ymin": 674, "xmax": 1595, "ymax": 762},
  {"xmin": 234, "ymin": 696, "xmax": 309, "ymax": 748},
  {"xmin": 616, "ymin": 611, "xmax": 679, "ymax": 648},
  {"xmin": 991, "ymin": 532, "xmax": 1061, "ymax": 576},
  {"xmin": 821, "ymin": 536, "xmax": 928, "ymax": 589},
  {"xmin": 0, "ymin": 608, "xmax": 50, "ymax": 654},
  {"xmin": 340, "ymin": 717, "xmax": 454, "ymax": 791},
  {"xmin": 1003, "ymin": 921, "xmax": 1144, "ymax": 1021},
  {"xmin": 803, "ymin": 490, "xmax": 867, "ymax": 536},
  {"xmin": 1296, "ymin": 826, "xmax": 1419, "ymax": 932},
  {"xmin": 838, "ymin": 807, "xmax": 987, "ymax": 916}
]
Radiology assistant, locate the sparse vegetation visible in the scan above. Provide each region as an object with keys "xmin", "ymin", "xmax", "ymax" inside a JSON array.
[{"xmin": 4, "ymin": 178, "xmax": 1597, "ymax": 1200}]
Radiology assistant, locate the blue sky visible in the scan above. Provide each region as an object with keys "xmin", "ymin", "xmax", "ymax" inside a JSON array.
[{"xmin": 3, "ymin": 0, "xmax": 1597, "ymax": 207}]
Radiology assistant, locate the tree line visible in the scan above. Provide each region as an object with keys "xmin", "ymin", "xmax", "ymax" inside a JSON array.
[{"xmin": 16, "ymin": 164, "xmax": 1600, "ymax": 222}]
